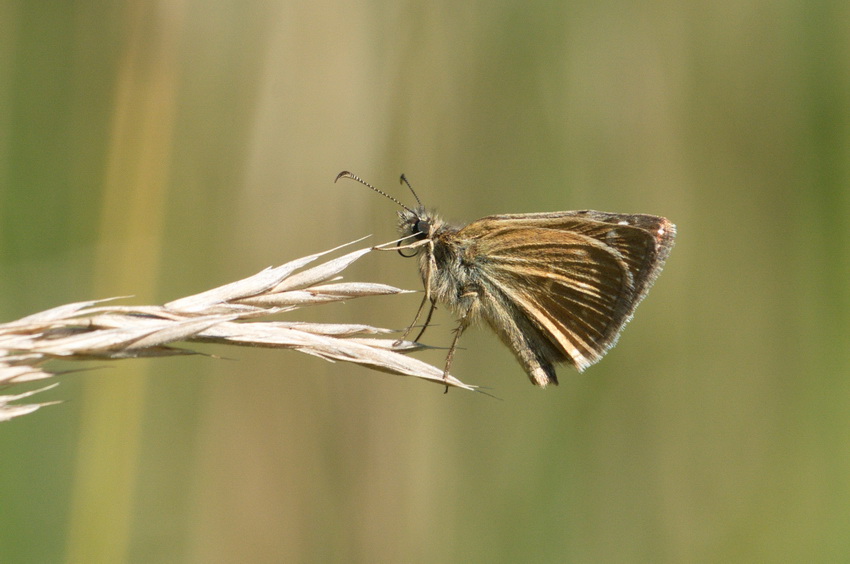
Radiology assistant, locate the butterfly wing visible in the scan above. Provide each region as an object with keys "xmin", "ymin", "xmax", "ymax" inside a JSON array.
[{"xmin": 457, "ymin": 211, "xmax": 675, "ymax": 386}]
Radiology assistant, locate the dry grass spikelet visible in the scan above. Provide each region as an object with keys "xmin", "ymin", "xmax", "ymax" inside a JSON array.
[{"xmin": 0, "ymin": 239, "xmax": 477, "ymax": 421}]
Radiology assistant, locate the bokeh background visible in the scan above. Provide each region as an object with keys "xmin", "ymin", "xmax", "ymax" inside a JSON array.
[{"xmin": 1, "ymin": 1, "xmax": 848, "ymax": 562}]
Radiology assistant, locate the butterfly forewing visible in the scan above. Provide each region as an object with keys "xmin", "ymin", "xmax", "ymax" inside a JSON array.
[{"xmin": 457, "ymin": 212, "xmax": 674, "ymax": 380}]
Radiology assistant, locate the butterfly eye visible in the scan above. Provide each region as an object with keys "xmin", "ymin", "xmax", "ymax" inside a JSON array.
[{"xmin": 413, "ymin": 219, "xmax": 431, "ymax": 239}]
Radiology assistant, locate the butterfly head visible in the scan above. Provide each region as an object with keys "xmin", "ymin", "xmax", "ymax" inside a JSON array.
[
  {"xmin": 398, "ymin": 207, "xmax": 435, "ymax": 241},
  {"xmin": 396, "ymin": 207, "xmax": 445, "ymax": 258}
]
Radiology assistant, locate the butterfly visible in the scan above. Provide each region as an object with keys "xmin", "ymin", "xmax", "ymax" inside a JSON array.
[{"xmin": 336, "ymin": 171, "xmax": 676, "ymax": 387}]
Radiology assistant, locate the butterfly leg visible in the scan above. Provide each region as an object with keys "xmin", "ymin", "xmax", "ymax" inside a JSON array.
[
  {"xmin": 394, "ymin": 294, "xmax": 436, "ymax": 345},
  {"xmin": 441, "ymin": 291, "xmax": 477, "ymax": 392},
  {"xmin": 413, "ymin": 301, "xmax": 437, "ymax": 341},
  {"xmin": 394, "ymin": 239, "xmax": 437, "ymax": 346},
  {"xmin": 412, "ymin": 247, "xmax": 440, "ymax": 341}
]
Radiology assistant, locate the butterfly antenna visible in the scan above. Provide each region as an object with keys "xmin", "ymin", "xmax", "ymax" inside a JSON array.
[
  {"xmin": 399, "ymin": 173, "xmax": 424, "ymax": 208},
  {"xmin": 335, "ymin": 171, "xmax": 415, "ymax": 214}
]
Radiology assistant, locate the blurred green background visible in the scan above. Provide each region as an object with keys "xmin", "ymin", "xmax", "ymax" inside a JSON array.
[{"xmin": 1, "ymin": 1, "xmax": 848, "ymax": 562}]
